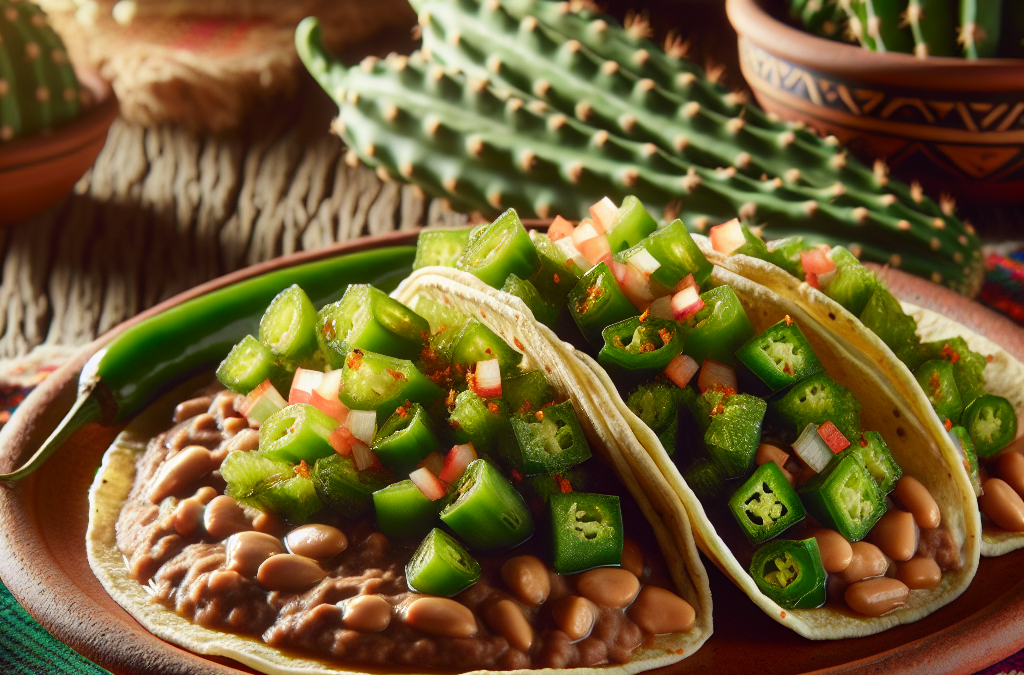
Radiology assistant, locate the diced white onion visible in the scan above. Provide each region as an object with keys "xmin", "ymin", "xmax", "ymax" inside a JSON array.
[
  {"xmin": 664, "ymin": 354, "xmax": 699, "ymax": 388},
  {"xmin": 671, "ymin": 286, "xmax": 704, "ymax": 321},
  {"xmin": 709, "ymin": 219, "xmax": 746, "ymax": 254},
  {"xmin": 589, "ymin": 197, "xmax": 618, "ymax": 232},
  {"xmin": 626, "ymin": 248, "xmax": 662, "ymax": 277},
  {"xmin": 315, "ymin": 368, "xmax": 343, "ymax": 399},
  {"xmin": 555, "ymin": 237, "xmax": 590, "ymax": 271},
  {"xmin": 347, "ymin": 409, "xmax": 377, "ymax": 445},
  {"xmin": 474, "ymin": 359, "xmax": 502, "ymax": 397},
  {"xmin": 697, "ymin": 358, "xmax": 737, "ymax": 392},
  {"xmin": 793, "ymin": 423, "xmax": 832, "ymax": 473},
  {"xmin": 649, "ymin": 296, "xmax": 674, "ymax": 320},
  {"xmin": 351, "ymin": 440, "xmax": 375, "ymax": 471},
  {"xmin": 571, "ymin": 220, "xmax": 599, "ymax": 248}
]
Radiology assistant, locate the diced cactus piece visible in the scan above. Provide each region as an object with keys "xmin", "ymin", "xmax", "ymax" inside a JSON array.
[
  {"xmin": 959, "ymin": 0, "xmax": 1003, "ymax": 58},
  {"xmin": 906, "ymin": 0, "xmax": 957, "ymax": 57}
]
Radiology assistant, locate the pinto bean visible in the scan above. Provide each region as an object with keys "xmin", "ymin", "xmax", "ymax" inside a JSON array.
[
  {"xmin": 194, "ymin": 486, "xmax": 218, "ymax": 504},
  {"xmin": 844, "ymin": 578, "xmax": 910, "ymax": 617},
  {"xmin": 501, "ymin": 555, "xmax": 550, "ymax": 606},
  {"xmin": 225, "ymin": 531, "xmax": 285, "ymax": 577},
  {"xmin": 222, "ymin": 416, "xmax": 249, "ymax": 436},
  {"xmin": 207, "ymin": 569, "xmax": 244, "ymax": 593},
  {"xmin": 172, "ymin": 498, "xmax": 205, "ymax": 537},
  {"xmin": 404, "ymin": 597, "xmax": 477, "ymax": 638},
  {"xmin": 149, "ymin": 446, "xmax": 214, "ymax": 502},
  {"xmin": 204, "ymin": 495, "xmax": 253, "ymax": 540},
  {"xmin": 917, "ymin": 527, "xmax": 961, "ymax": 571},
  {"xmin": 256, "ymin": 553, "xmax": 326, "ymax": 592},
  {"xmin": 285, "ymin": 524, "xmax": 348, "ymax": 560},
  {"xmin": 173, "ymin": 397, "xmax": 213, "ymax": 424},
  {"xmin": 894, "ymin": 476, "xmax": 941, "ymax": 529},
  {"xmin": 755, "ymin": 443, "xmax": 790, "ymax": 469},
  {"xmin": 811, "ymin": 529, "xmax": 853, "ymax": 573},
  {"xmin": 896, "ymin": 556, "xmax": 942, "ymax": 590},
  {"xmin": 868, "ymin": 509, "xmax": 919, "ymax": 562},
  {"xmin": 627, "ymin": 586, "xmax": 695, "ymax": 635},
  {"xmin": 550, "ymin": 596, "xmax": 595, "ymax": 641},
  {"xmin": 484, "ymin": 599, "xmax": 533, "ymax": 652},
  {"xmin": 576, "ymin": 568, "xmax": 640, "ymax": 608},
  {"xmin": 979, "ymin": 478, "xmax": 1024, "ymax": 532},
  {"xmin": 840, "ymin": 541, "xmax": 888, "ymax": 584},
  {"xmin": 342, "ymin": 595, "xmax": 392, "ymax": 633},
  {"xmin": 620, "ymin": 538, "xmax": 645, "ymax": 578},
  {"xmin": 252, "ymin": 510, "xmax": 290, "ymax": 537},
  {"xmin": 996, "ymin": 452, "xmax": 1024, "ymax": 499}
]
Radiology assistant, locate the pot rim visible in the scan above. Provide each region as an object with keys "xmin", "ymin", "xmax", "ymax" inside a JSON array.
[{"xmin": 726, "ymin": 0, "xmax": 1024, "ymax": 93}]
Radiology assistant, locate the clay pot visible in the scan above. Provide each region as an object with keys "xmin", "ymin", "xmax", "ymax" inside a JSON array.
[
  {"xmin": 0, "ymin": 69, "xmax": 118, "ymax": 226},
  {"xmin": 726, "ymin": 0, "xmax": 1024, "ymax": 203}
]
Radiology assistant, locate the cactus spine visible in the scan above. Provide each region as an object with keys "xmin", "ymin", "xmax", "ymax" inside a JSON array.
[
  {"xmin": 790, "ymin": 0, "xmax": 848, "ymax": 40},
  {"xmin": 905, "ymin": 0, "xmax": 956, "ymax": 57},
  {"xmin": 959, "ymin": 0, "xmax": 1003, "ymax": 58},
  {"xmin": 0, "ymin": 0, "xmax": 81, "ymax": 141},
  {"xmin": 862, "ymin": 0, "xmax": 915, "ymax": 52},
  {"xmin": 298, "ymin": 16, "xmax": 981, "ymax": 293}
]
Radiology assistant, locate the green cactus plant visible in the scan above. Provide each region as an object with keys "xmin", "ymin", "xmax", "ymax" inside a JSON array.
[
  {"xmin": 863, "ymin": 0, "xmax": 915, "ymax": 52},
  {"xmin": 297, "ymin": 16, "xmax": 982, "ymax": 294},
  {"xmin": 789, "ymin": 0, "xmax": 848, "ymax": 41},
  {"xmin": 959, "ymin": 0, "xmax": 1003, "ymax": 58},
  {"xmin": 0, "ymin": 0, "xmax": 81, "ymax": 142},
  {"xmin": 906, "ymin": 0, "xmax": 956, "ymax": 57}
]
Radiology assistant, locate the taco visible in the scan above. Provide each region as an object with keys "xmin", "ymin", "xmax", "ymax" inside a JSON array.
[
  {"xmin": 87, "ymin": 264, "xmax": 712, "ymax": 674},
  {"xmin": 694, "ymin": 221, "xmax": 1024, "ymax": 556},
  {"xmin": 406, "ymin": 200, "xmax": 981, "ymax": 639}
]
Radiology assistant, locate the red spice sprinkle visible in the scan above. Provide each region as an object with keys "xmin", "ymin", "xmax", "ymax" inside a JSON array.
[
  {"xmin": 420, "ymin": 331, "xmax": 431, "ymax": 341},
  {"xmin": 940, "ymin": 343, "xmax": 961, "ymax": 364},
  {"xmin": 449, "ymin": 419, "xmax": 462, "ymax": 430},
  {"xmin": 783, "ymin": 363, "xmax": 794, "ymax": 375},
  {"xmin": 395, "ymin": 406, "xmax": 408, "ymax": 418},
  {"xmin": 929, "ymin": 371, "xmax": 941, "ymax": 395},
  {"xmin": 638, "ymin": 342, "xmax": 657, "ymax": 353},
  {"xmin": 711, "ymin": 384, "xmax": 737, "ymax": 397},
  {"xmin": 710, "ymin": 402, "xmax": 725, "ymax": 416},
  {"xmin": 294, "ymin": 460, "xmax": 310, "ymax": 479},
  {"xmin": 553, "ymin": 274, "xmax": 561, "ymax": 284},
  {"xmin": 576, "ymin": 285, "xmax": 604, "ymax": 313},
  {"xmin": 541, "ymin": 399, "xmax": 558, "ymax": 409},
  {"xmin": 554, "ymin": 474, "xmax": 573, "ymax": 493},
  {"xmin": 859, "ymin": 434, "xmax": 868, "ymax": 447},
  {"xmin": 518, "ymin": 400, "xmax": 533, "ymax": 414},
  {"xmin": 639, "ymin": 308, "xmax": 650, "ymax": 322},
  {"xmin": 481, "ymin": 310, "xmax": 487, "ymax": 318},
  {"xmin": 485, "ymin": 348, "xmax": 493, "ymax": 355},
  {"xmin": 511, "ymin": 469, "xmax": 524, "ymax": 482},
  {"xmin": 784, "ymin": 315, "xmax": 793, "ymax": 326},
  {"xmin": 514, "ymin": 337, "xmax": 525, "ymax": 351},
  {"xmin": 386, "ymin": 368, "xmax": 407, "ymax": 381},
  {"xmin": 944, "ymin": 418, "xmax": 953, "ymax": 431},
  {"xmin": 986, "ymin": 354, "xmax": 994, "ymax": 362},
  {"xmin": 346, "ymin": 350, "xmax": 363, "ymax": 370},
  {"xmin": 487, "ymin": 401, "xmax": 500, "ymax": 414},
  {"xmin": 658, "ymin": 328, "xmax": 673, "ymax": 345},
  {"xmin": 446, "ymin": 389, "xmax": 457, "ymax": 408},
  {"xmin": 780, "ymin": 611, "xmax": 786, "ymax": 619},
  {"xmin": 535, "ymin": 410, "xmax": 545, "ymax": 421}
]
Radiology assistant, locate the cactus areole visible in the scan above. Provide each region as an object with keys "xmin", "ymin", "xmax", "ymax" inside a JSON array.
[{"xmin": 295, "ymin": 0, "xmax": 982, "ymax": 296}]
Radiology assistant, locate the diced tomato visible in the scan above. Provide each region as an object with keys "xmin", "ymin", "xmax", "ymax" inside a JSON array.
[
  {"xmin": 709, "ymin": 219, "xmax": 746, "ymax": 255},
  {"xmin": 419, "ymin": 451, "xmax": 446, "ymax": 476},
  {"xmin": 410, "ymin": 467, "xmax": 447, "ymax": 501},
  {"xmin": 571, "ymin": 220, "xmax": 600, "ymax": 248},
  {"xmin": 801, "ymin": 247, "xmax": 835, "ymax": 275},
  {"xmin": 664, "ymin": 354, "xmax": 699, "ymax": 388},
  {"xmin": 817, "ymin": 421, "xmax": 850, "ymax": 453},
  {"xmin": 472, "ymin": 359, "xmax": 502, "ymax": 398},
  {"xmin": 578, "ymin": 233, "xmax": 611, "ymax": 266},
  {"xmin": 674, "ymin": 274, "xmax": 697, "ymax": 293},
  {"xmin": 805, "ymin": 272, "xmax": 820, "ymax": 289},
  {"xmin": 671, "ymin": 286, "xmax": 704, "ymax": 321},
  {"xmin": 310, "ymin": 369, "xmax": 348, "ymax": 422},
  {"xmin": 548, "ymin": 215, "xmax": 575, "ymax": 242},
  {"xmin": 289, "ymin": 368, "xmax": 324, "ymax": 405},
  {"xmin": 615, "ymin": 259, "xmax": 656, "ymax": 308},
  {"xmin": 439, "ymin": 443, "xmax": 478, "ymax": 484},
  {"xmin": 589, "ymin": 197, "xmax": 617, "ymax": 233},
  {"xmin": 329, "ymin": 425, "xmax": 357, "ymax": 456},
  {"xmin": 698, "ymin": 358, "xmax": 737, "ymax": 393},
  {"xmin": 238, "ymin": 379, "xmax": 287, "ymax": 425}
]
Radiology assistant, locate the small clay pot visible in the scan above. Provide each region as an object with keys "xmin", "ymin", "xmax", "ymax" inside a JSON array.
[
  {"xmin": 0, "ymin": 69, "xmax": 118, "ymax": 226},
  {"xmin": 726, "ymin": 0, "xmax": 1024, "ymax": 203}
]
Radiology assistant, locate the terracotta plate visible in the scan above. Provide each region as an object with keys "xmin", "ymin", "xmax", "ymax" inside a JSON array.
[{"xmin": 0, "ymin": 232, "xmax": 1020, "ymax": 675}]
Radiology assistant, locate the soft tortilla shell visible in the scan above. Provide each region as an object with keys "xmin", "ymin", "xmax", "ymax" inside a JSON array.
[{"xmin": 86, "ymin": 269, "xmax": 713, "ymax": 675}]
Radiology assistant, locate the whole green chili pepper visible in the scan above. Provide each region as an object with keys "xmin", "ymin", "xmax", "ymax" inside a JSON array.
[{"xmin": 0, "ymin": 245, "xmax": 415, "ymax": 482}]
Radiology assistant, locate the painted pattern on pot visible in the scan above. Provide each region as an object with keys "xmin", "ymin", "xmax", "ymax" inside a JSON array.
[{"xmin": 738, "ymin": 38, "xmax": 1024, "ymax": 202}]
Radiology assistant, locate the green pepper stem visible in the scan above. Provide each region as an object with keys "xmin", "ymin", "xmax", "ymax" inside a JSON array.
[{"xmin": 0, "ymin": 391, "xmax": 103, "ymax": 482}]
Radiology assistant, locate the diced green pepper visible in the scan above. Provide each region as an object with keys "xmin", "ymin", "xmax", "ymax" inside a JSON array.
[
  {"xmin": 449, "ymin": 390, "xmax": 511, "ymax": 453},
  {"xmin": 799, "ymin": 453, "xmax": 886, "ymax": 542},
  {"xmin": 406, "ymin": 528, "xmax": 481, "ymax": 597},
  {"xmin": 598, "ymin": 316, "xmax": 684, "ymax": 375},
  {"xmin": 414, "ymin": 227, "xmax": 473, "ymax": 269},
  {"xmin": 372, "ymin": 403, "xmax": 442, "ymax": 475},
  {"xmin": 221, "ymin": 451, "xmax": 322, "ymax": 524},
  {"xmin": 316, "ymin": 285, "xmax": 429, "ymax": 366},
  {"xmin": 683, "ymin": 458, "xmax": 726, "ymax": 501},
  {"xmin": 258, "ymin": 403, "xmax": 339, "ymax": 465},
  {"xmin": 524, "ymin": 467, "xmax": 587, "ymax": 506},
  {"xmin": 456, "ymin": 208, "xmax": 541, "ymax": 288},
  {"xmin": 765, "ymin": 236, "xmax": 813, "ymax": 278},
  {"xmin": 728, "ymin": 462, "xmax": 806, "ymax": 544},
  {"xmin": 950, "ymin": 425, "xmax": 982, "ymax": 495},
  {"xmin": 502, "ymin": 370, "xmax": 556, "ymax": 414},
  {"xmin": 216, "ymin": 334, "xmax": 280, "ymax": 394},
  {"xmin": 258, "ymin": 284, "xmax": 319, "ymax": 361},
  {"xmin": 615, "ymin": 219, "xmax": 712, "ymax": 289},
  {"xmin": 451, "ymin": 319, "xmax": 524, "ymax": 373},
  {"xmin": 440, "ymin": 459, "xmax": 535, "ymax": 551},
  {"xmin": 962, "ymin": 394, "xmax": 1018, "ymax": 458},
  {"xmin": 859, "ymin": 288, "xmax": 923, "ymax": 370},
  {"xmin": 768, "ymin": 372, "xmax": 861, "ymax": 444},
  {"xmin": 682, "ymin": 285, "xmax": 755, "ymax": 366},
  {"xmin": 820, "ymin": 247, "xmax": 880, "ymax": 316},
  {"xmin": 626, "ymin": 381, "xmax": 683, "ymax": 454},
  {"xmin": 918, "ymin": 337, "xmax": 987, "ymax": 406},
  {"xmin": 749, "ymin": 538, "xmax": 827, "ymax": 609},
  {"xmin": 735, "ymin": 319, "xmax": 824, "ymax": 392},
  {"xmin": 729, "ymin": 221, "xmax": 771, "ymax": 260},
  {"xmin": 845, "ymin": 431, "xmax": 902, "ymax": 495},
  {"xmin": 373, "ymin": 479, "xmax": 441, "ymax": 539},
  {"xmin": 604, "ymin": 196, "xmax": 658, "ymax": 255},
  {"xmin": 529, "ymin": 231, "xmax": 584, "ymax": 304},
  {"xmin": 567, "ymin": 262, "xmax": 639, "ymax": 347},
  {"xmin": 550, "ymin": 492, "xmax": 623, "ymax": 574},
  {"xmin": 689, "ymin": 390, "xmax": 767, "ymax": 479},
  {"xmin": 339, "ymin": 350, "xmax": 445, "ymax": 423},
  {"xmin": 914, "ymin": 359, "xmax": 964, "ymax": 425},
  {"xmin": 502, "ymin": 274, "xmax": 560, "ymax": 327},
  {"xmin": 508, "ymin": 401, "xmax": 592, "ymax": 475},
  {"xmin": 311, "ymin": 454, "xmax": 392, "ymax": 518}
]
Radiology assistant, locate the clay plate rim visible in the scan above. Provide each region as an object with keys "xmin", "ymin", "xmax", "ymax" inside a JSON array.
[{"xmin": 0, "ymin": 231, "xmax": 1020, "ymax": 675}]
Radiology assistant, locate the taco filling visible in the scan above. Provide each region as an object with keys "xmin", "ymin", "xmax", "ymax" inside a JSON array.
[
  {"xmin": 110, "ymin": 281, "xmax": 699, "ymax": 671},
  {"xmin": 412, "ymin": 199, "xmax": 971, "ymax": 624}
]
